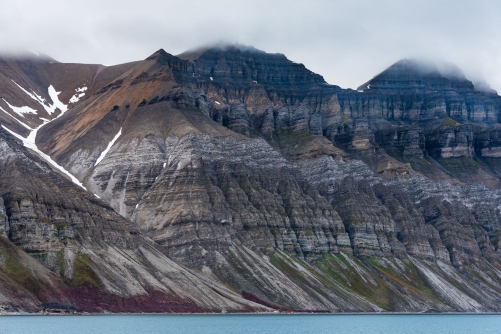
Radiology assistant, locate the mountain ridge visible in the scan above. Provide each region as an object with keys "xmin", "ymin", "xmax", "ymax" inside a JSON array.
[{"xmin": 2, "ymin": 44, "xmax": 501, "ymax": 312}]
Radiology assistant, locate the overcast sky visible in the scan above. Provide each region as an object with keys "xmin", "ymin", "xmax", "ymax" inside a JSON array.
[{"xmin": 1, "ymin": 0, "xmax": 501, "ymax": 91}]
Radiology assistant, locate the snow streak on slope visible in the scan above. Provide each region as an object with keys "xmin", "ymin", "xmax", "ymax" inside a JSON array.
[
  {"xmin": 95, "ymin": 128, "xmax": 122, "ymax": 166},
  {"xmin": 1, "ymin": 123, "xmax": 86, "ymax": 189},
  {"xmin": 2, "ymin": 98, "xmax": 38, "ymax": 117},
  {"xmin": 10, "ymin": 80, "xmax": 46, "ymax": 105},
  {"xmin": 1, "ymin": 84, "xmax": 84, "ymax": 189},
  {"xmin": 10, "ymin": 80, "xmax": 68, "ymax": 115},
  {"xmin": 0, "ymin": 106, "xmax": 33, "ymax": 130},
  {"xmin": 2, "ymin": 123, "xmax": 86, "ymax": 189}
]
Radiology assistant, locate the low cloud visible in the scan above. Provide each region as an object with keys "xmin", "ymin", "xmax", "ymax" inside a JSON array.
[{"xmin": 1, "ymin": 0, "xmax": 500, "ymax": 91}]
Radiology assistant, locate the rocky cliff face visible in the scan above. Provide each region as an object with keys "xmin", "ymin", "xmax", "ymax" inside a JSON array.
[
  {"xmin": 0, "ymin": 125, "xmax": 275, "ymax": 313},
  {"xmin": 3, "ymin": 44, "xmax": 501, "ymax": 312}
]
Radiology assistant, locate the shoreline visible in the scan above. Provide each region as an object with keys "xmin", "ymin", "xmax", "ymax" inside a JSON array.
[{"xmin": 2, "ymin": 311, "xmax": 501, "ymax": 316}]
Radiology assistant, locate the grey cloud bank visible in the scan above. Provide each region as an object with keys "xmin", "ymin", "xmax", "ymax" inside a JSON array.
[{"xmin": 1, "ymin": 0, "xmax": 501, "ymax": 91}]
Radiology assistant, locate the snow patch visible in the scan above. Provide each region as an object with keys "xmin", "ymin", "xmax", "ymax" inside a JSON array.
[
  {"xmin": 47, "ymin": 85, "xmax": 68, "ymax": 114},
  {"xmin": 94, "ymin": 128, "xmax": 123, "ymax": 166},
  {"xmin": 163, "ymin": 162, "xmax": 166, "ymax": 168},
  {"xmin": 215, "ymin": 101, "xmax": 220, "ymax": 105},
  {"xmin": 94, "ymin": 194, "xmax": 101, "ymax": 199},
  {"xmin": 0, "ymin": 106, "xmax": 33, "ymax": 130},
  {"xmin": 135, "ymin": 204, "xmax": 139, "ymax": 209},
  {"xmin": 69, "ymin": 94, "xmax": 85, "ymax": 103},
  {"xmin": 29, "ymin": 50, "xmax": 39, "ymax": 57},
  {"xmin": 2, "ymin": 99, "xmax": 37, "ymax": 117},
  {"xmin": 69, "ymin": 86, "xmax": 87, "ymax": 104},
  {"xmin": 253, "ymin": 80, "xmax": 257, "ymax": 83},
  {"xmin": 210, "ymin": 77, "xmax": 213, "ymax": 81}
]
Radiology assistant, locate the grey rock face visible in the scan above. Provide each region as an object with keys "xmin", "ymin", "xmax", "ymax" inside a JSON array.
[
  {"xmin": 23, "ymin": 47, "xmax": 501, "ymax": 312},
  {"xmin": 87, "ymin": 133, "xmax": 352, "ymax": 264},
  {"xmin": 475, "ymin": 127, "xmax": 501, "ymax": 158},
  {"xmin": 426, "ymin": 122, "xmax": 474, "ymax": 158},
  {"xmin": 0, "ymin": 196, "xmax": 7, "ymax": 237},
  {"xmin": 375, "ymin": 126, "xmax": 424, "ymax": 158},
  {"xmin": 372, "ymin": 184, "xmax": 438, "ymax": 260},
  {"xmin": 0, "ymin": 125, "xmax": 277, "ymax": 313},
  {"xmin": 473, "ymin": 204, "xmax": 501, "ymax": 253},
  {"xmin": 72, "ymin": 117, "xmax": 501, "ymax": 311}
]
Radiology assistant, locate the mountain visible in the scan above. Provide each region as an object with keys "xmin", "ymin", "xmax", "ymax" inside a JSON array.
[
  {"xmin": 0, "ymin": 125, "xmax": 270, "ymax": 313},
  {"xmin": 2, "ymin": 44, "xmax": 501, "ymax": 312}
]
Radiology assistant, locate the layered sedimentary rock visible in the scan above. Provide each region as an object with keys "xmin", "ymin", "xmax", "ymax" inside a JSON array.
[
  {"xmin": 1, "ymin": 44, "xmax": 501, "ymax": 312},
  {"xmin": 0, "ymin": 125, "xmax": 273, "ymax": 313}
]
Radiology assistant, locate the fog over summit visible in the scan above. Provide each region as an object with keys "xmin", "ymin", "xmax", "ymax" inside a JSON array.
[{"xmin": 0, "ymin": 0, "xmax": 500, "ymax": 92}]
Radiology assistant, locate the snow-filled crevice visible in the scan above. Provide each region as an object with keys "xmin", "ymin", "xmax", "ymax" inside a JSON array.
[
  {"xmin": 10, "ymin": 80, "xmax": 46, "ymax": 105},
  {"xmin": 2, "ymin": 123, "xmax": 85, "ymax": 189},
  {"xmin": 0, "ymin": 106, "xmax": 33, "ymax": 130},
  {"xmin": 95, "ymin": 128, "xmax": 123, "ymax": 166},
  {"xmin": 2, "ymin": 98, "xmax": 38, "ymax": 117}
]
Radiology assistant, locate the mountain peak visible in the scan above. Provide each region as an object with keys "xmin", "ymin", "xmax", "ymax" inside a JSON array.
[
  {"xmin": 358, "ymin": 58, "xmax": 474, "ymax": 92},
  {"xmin": 145, "ymin": 48, "xmax": 177, "ymax": 62},
  {"xmin": 176, "ymin": 42, "xmax": 267, "ymax": 61},
  {"xmin": 388, "ymin": 58, "xmax": 466, "ymax": 80}
]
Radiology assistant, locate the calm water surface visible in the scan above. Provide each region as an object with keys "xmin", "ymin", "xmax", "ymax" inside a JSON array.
[{"xmin": 0, "ymin": 314, "xmax": 500, "ymax": 334}]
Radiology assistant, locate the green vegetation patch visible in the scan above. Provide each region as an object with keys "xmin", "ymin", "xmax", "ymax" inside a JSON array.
[
  {"xmin": 364, "ymin": 257, "xmax": 440, "ymax": 302},
  {"xmin": 315, "ymin": 253, "xmax": 395, "ymax": 310},
  {"xmin": 25, "ymin": 249, "xmax": 48, "ymax": 263},
  {"xmin": 270, "ymin": 252, "xmax": 313, "ymax": 288},
  {"xmin": 270, "ymin": 250, "xmax": 342, "ymax": 302},
  {"xmin": 0, "ymin": 236, "xmax": 46, "ymax": 293},
  {"xmin": 72, "ymin": 253, "xmax": 102, "ymax": 288}
]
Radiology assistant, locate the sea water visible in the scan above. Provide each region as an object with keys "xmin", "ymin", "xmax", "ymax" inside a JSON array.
[{"xmin": 0, "ymin": 314, "xmax": 500, "ymax": 334}]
